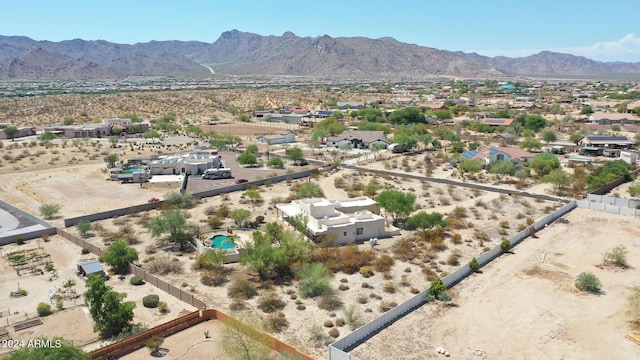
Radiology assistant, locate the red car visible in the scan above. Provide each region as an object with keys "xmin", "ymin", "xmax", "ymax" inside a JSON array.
[
  {"xmin": 235, "ymin": 179, "xmax": 248, "ymax": 184},
  {"xmin": 147, "ymin": 197, "xmax": 160, "ymax": 203}
]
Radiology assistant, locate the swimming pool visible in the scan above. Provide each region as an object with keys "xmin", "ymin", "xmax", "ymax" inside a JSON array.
[{"xmin": 210, "ymin": 234, "xmax": 236, "ymax": 250}]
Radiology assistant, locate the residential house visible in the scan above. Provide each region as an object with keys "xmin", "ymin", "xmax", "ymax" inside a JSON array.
[
  {"xmin": 326, "ymin": 130, "xmax": 388, "ymax": 149},
  {"xmin": 0, "ymin": 126, "xmax": 36, "ymax": 140},
  {"xmin": 285, "ymin": 106, "xmax": 309, "ymax": 115},
  {"xmin": 480, "ymin": 118, "xmax": 514, "ymax": 126},
  {"xmin": 310, "ymin": 110, "xmax": 334, "ymax": 119},
  {"xmin": 148, "ymin": 151, "xmax": 223, "ymax": 175},
  {"xmin": 262, "ymin": 113, "xmax": 308, "ymax": 124},
  {"xmin": 336, "ymin": 101, "xmax": 365, "ymax": 110},
  {"xmin": 461, "ymin": 146, "xmax": 534, "ymax": 166},
  {"xmin": 276, "ymin": 197, "xmax": 386, "ymax": 245},
  {"xmin": 578, "ymin": 135, "xmax": 635, "ymax": 149},
  {"xmin": 589, "ymin": 112, "xmax": 640, "ymax": 125},
  {"xmin": 256, "ymin": 130, "xmax": 296, "ymax": 145}
]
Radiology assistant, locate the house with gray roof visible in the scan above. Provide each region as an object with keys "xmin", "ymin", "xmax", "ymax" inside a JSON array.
[{"xmin": 326, "ymin": 130, "xmax": 388, "ymax": 149}]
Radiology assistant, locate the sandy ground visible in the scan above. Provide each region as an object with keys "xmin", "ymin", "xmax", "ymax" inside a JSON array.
[{"xmin": 351, "ymin": 208, "xmax": 640, "ymax": 360}]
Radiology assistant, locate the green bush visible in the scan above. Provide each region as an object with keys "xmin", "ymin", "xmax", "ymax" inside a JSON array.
[
  {"xmin": 298, "ymin": 263, "xmax": 333, "ymax": 298},
  {"xmin": 37, "ymin": 302, "xmax": 52, "ymax": 316},
  {"xmin": 575, "ymin": 272, "xmax": 601, "ymax": 294},
  {"xmin": 426, "ymin": 277, "xmax": 450, "ymax": 302},
  {"xmin": 605, "ymin": 245, "xmax": 628, "ymax": 267},
  {"xmin": 501, "ymin": 239, "xmax": 511, "ymax": 253},
  {"xmin": 158, "ymin": 301, "xmax": 169, "ymax": 313},
  {"xmin": 56, "ymin": 300, "xmax": 64, "ymax": 310},
  {"xmin": 469, "ymin": 257, "xmax": 480, "ymax": 272},
  {"xmin": 45, "ymin": 263, "xmax": 55, "ymax": 272},
  {"xmin": 130, "ymin": 275, "xmax": 145, "ymax": 285},
  {"xmin": 81, "ymin": 247, "xmax": 90, "ymax": 254},
  {"xmin": 142, "ymin": 294, "xmax": 160, "ymax": 308},
  {"xmin": 16, "ymin": 236, "xmax": 25, "ymax": 245}
]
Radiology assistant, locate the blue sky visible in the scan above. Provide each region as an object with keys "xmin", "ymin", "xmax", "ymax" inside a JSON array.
[{"xmin": 1, "ymin": 0, "xmax": 639, "ymax": 62}]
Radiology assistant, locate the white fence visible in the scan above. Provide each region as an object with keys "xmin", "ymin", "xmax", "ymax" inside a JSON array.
[
  {"xmin": 328, "ymin": 200, "xmax": 577, "ymax": 360},
  {"xmin": 577, "ymin": 199, "xmax": 640, "ymax": 216},
  {"xmin": 586, "ymin": 194, "xmax": 640, "ymax": 208}
]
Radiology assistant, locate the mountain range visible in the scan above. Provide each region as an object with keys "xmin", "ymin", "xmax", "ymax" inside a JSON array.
[{"xmin": 0, "ymin": 30, "xmax": 639, "ymax": 80}]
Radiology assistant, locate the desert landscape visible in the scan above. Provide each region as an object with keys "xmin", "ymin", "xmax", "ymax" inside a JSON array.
[{"xmin": 1, "ymin": 81, "xmax": 639, "ymax": 360}]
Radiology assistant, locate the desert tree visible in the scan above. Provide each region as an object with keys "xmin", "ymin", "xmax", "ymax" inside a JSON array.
[
  {"xmin": 103, "ymin": 239, "xmax": 139, "ymax": 274},
  {"xmin": 376, "ymin": 190, "xmax": 416, "ymax": 225},
  {"xmin": 230, "ymin": 209, "xmax": 252, "ymax": 227},
  {"xmin": 76, "ymin": 220, "xmax": 92, "ymax": 238},
  {"xmin": 2, "ymin": 125, "xmax": 18, "ymax": 141},
  {"xmin": 84, "ymin": 274, "xmax": 135, "ymax": 337},
  {"xmin": 541, "ymin": 169, "xmax": 574, "ymax": 193},
  {"xmin": 106, "ymin": 153, "xmax": 119, "ymax": 168},
  {"xmin": 147, "ymin": 209, "xmax": 191, "ymax": 250},
  {"xmin": 244, "ymin": 189, "xmax": 261, "ymax": 209},
  {"xmin": 39, "ymin": 203, "xmax": 61, "ymax": 219}
]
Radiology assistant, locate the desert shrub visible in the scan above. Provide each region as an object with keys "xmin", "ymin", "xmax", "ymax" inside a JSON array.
[
  {"xmin": 15, "ymin": 237, "xmax": 25, "ymax": 245},
  {"xmin": 343, "ymin": 304, "xmax": 363, "ymax": 328},
  {"xmin": 207, "ymin": 215, "xmax": 223, "ymax": 229},
  {"xmin": 227, "ymin": 279, "xmax": 258, "ymax": 300},
  {"xmin": 257, "ymin": 292, "xmax": 286, "ymax": 313},
  {"xmin": 158, "ymin": 301, "xmax": 169, "ymax": 313},
  {"xmin": 130, "ymin": 275, "xmax": 145, "ymax": 285},
  {"xmin": 296, "ymin": 304, "xmax": 306, "ymax": 310},
  {"xmin": 45, "ymin": 263, "xmax": 55, "ymax": 272},
  {"xmin": 357, "ymin": 295, "xmax": 368, "ymax": 304},
  {"xmin": 410, "ymin": 287, "xmax": 420, "ymax": 294},
  {"xmin": 373, "ymin": 254, "xmax": 395, "ymax": 272},
  {"xmin": 422, "ymin": 267, "xmax": 438, "ymax": 281},
  {"xmin": 56, "ymin": 300, "xmax": 64, "ymax": 310},
  {"xmin": 501, "ymin": 239, "xmax": 511, "ymax": 253},
  {"xmin": 450, "ymin": 233, "xmax": 462, "ymax": 244},
  {"xmin": 37, "ymin": 302, "xmax": 51, "ymax": 316},
  {"xmin": 426, "ymin": 277, "xmax": 450, "ymax": 302},
  {"xmin": 143, "ymin": 294, "xmax": 160, "ymax": 308},
  {"xmin": 361, "ymin": 282, "xmax": 373, "ymax": 289},
  {"xmin": 447, "ymin": 254, "xmax": 460, "ymax": 266},
  {"xmin": 338, "ymin": 284, "xmax": 349, "ymax": 291},
  {"xmin": 605, "ymin": 245, "xmax": 628, "ymax": 267},
  {"xmin": 575, "ymin": 272, "xmax": 601, "ymax": 294},
  {"xmin": 359, "ymin": 266, "xmax": 374, "ymax": 278},
  {"xmin": 335, "ymin": 318, "xmax": 346, "ymax": 327},
  {"xmin": 200, "ymin": 271, "xmax": 228, "ymax": 287},
  {"xmin": 328, "ymin": 327, "xmax": 340, "ymax": 338},
  {"xmin": 323, "ymin": 320, "xmax": 334, "ymax": 328},
  {"xmin": 383, "ymin": 282, "xmax": 397, "ymax": 294},
  {"xmin": 470, "ymin": 257, "xmax": 480, "ymax": 272},
  {"xmin": 81, "ymin": 247, "xmax": 90, "ymax": 254},
  {"xmin": 400, "ymin": 275, "xmax": 410, "ymax": 287},
  {"xmin": 298, "ymin": 263, "xmax": 333, "ymax": 298},
  {"xmin": 267, "ymin": 312, "xmax": 289, "ymax": 332},
  {"xmin": 230, "ymin": 300, "xmax": 246, "ymax": 311},
  {"xmin": 379, "ymin": 301, "xmax": 397, "ymax": 312},
  {"xmin": 392, "ymin": 238, "xmax": 417, "ymax": 261},
  {"xmin": 146, "ymin": 256, "xmax": 183, "ymax": 275},
  {"xmin": 318, "ymin": 293, "xmax": 344, "ymax": 311}
]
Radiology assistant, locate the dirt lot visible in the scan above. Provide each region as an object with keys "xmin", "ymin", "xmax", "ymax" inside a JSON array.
[{"xmin": 351, "ymin": 208, "xmax": 640, "ymax": 360}]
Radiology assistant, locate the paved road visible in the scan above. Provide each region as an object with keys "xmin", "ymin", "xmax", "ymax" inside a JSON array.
[{"xmin": 343, "ymin": 164, "xmax": 569, "ymax": 203}]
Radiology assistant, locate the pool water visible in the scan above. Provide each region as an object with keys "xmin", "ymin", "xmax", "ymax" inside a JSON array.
[{"xmin": 210, "ymin": 235, "xmax": 236, "ymax": 249}]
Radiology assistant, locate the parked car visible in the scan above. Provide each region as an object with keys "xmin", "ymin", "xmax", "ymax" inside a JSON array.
[
  {"xmin": 293, "ymin": 159, "xmax": 308, "ymax": 166},
  {"xmin": 235, "ymin": 179, "xmax": 248, "ymax": 184}
]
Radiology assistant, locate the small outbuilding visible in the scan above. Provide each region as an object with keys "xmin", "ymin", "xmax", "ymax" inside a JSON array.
[{"xmin": 77, "ymin": 260, "xmax": 106, "ymax": 278}]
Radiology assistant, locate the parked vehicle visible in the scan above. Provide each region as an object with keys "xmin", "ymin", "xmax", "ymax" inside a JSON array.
[
  {"xmin": 293, "ymin": 159, "xmax": 308, "ymax": 166},
  {"xmin": 235, "ymin": 178, "xmax": 248, "ymax": 184},
  {"xmin": 202, "ymin": 168, "xmax": 232, "ymax": 179}
]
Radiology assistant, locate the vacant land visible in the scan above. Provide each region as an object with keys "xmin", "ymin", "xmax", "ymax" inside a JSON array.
[{"xmin": 351, "ymin": 208, "xmax": 640, "ymax": 360}]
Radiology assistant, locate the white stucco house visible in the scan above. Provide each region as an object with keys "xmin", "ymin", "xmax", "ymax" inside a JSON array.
[
  {"xmin": 148, "ymin": 151, "xmax": 223, "ymax": 175},
  {"xmin": 276, "ymin": 197, "xmax": 386, "ymax": 245}
]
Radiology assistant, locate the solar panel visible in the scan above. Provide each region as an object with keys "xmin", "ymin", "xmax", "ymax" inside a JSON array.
[{"xmin": 484, "ymin": 119, "xmax": 505, "ymax": 124}]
